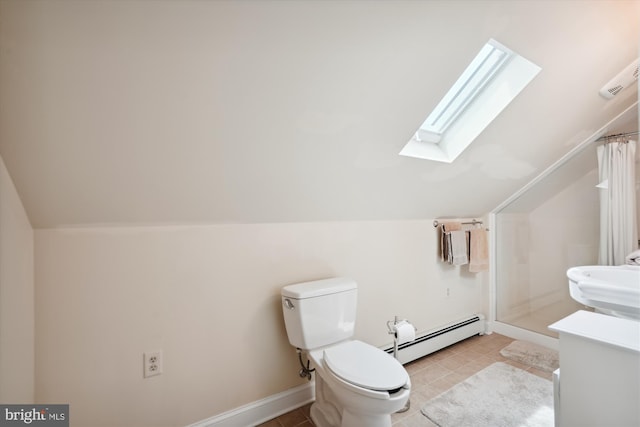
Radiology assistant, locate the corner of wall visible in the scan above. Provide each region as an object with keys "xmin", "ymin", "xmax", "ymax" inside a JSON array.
[{"xmin": 0, "ymin": 153, "xmax": 35, "ymax": 402}]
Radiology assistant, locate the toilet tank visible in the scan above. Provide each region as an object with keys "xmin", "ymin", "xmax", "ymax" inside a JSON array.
[{"xmin": 281, "ymin": 277, "xmax": 357, "ymax": 350}]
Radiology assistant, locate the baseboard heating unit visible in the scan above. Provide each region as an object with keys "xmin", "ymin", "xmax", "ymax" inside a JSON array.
[{"xmin": 384, "ymin": 314, "xmax": 485, "ymax": 364}]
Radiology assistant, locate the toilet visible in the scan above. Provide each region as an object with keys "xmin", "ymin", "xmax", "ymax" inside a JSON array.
[{"xmin": 281, "ymin": 277, "xmax": 411, "ymax": 427}]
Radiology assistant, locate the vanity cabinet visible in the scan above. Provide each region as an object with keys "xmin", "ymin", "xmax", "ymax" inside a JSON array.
[{"xmin": 549, "ymin": 310, "xmax": 640, "ymax": 427}]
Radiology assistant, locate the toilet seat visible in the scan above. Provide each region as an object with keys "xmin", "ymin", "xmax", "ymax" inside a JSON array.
[{"xmin": 323, "ymin": 340, "xmax": 408, "ymax": 392}]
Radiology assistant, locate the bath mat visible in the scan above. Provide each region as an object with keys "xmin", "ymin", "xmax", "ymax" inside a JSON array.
[
  {"xmin": 500, "ymin": 340, "xmax": 559, "ymax": 373},
  {"xmin": 421, "ymin": 362, "xmax": 553, "ymax": 427}
]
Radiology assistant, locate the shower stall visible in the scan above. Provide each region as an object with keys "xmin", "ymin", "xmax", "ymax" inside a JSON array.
[{"xmin": 490, "ymin": 103, "xmax": 639, "ymax": 343}]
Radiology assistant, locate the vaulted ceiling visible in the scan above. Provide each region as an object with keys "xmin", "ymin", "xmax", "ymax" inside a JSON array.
[{"xmin": 0, "ymin": 0, "xmax": 638, "ymax": 228}]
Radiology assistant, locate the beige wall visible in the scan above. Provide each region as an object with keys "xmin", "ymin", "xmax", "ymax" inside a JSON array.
[
  {"xmin": 35, "ymin": 220, "xmax": 486, "ymax": 426},
  {"xmin": 0, "ymin": 155, "xmax": 34, "ymax": 402}
]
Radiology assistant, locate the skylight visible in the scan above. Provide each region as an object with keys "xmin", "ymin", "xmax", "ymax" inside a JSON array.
[
  {"xmin": 401, "ymin": 39, "xmax": 541, "ymax": 163},
  {"xmin": 416, "ymin": 40, "xmax": 512, "ymax": 144}
]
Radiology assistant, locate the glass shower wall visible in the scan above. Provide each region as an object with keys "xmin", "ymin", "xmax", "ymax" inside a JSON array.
[
  {"xmin": 494, "ymin": 144, "xmax": 599, "ymax": 337},
  {"xmin": 493, "ymin": 103, "xmax": 638, "ymax": 338}
]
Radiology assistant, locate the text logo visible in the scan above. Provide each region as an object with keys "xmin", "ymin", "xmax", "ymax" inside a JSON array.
[{"xmin": 0, "ymin": 405, "xmax": 68, "ymax": 427}]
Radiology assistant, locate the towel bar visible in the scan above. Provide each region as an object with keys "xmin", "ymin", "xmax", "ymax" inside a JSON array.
[{"xmin": 433, "ymin": 219, "xmax": 484, "ymax": 227}]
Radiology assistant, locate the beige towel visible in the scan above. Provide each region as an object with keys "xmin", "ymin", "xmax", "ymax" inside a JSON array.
[
  {"xmin": 469, "ymin": 228, "xmax": 489, "ymax": 272},
  {"xmin": 439, "ymin": 222, "xmax": 462, "ymax": 261},
  {"xmin": 449, "ymin": 230, "xmax": 469, "ymax": 265}
]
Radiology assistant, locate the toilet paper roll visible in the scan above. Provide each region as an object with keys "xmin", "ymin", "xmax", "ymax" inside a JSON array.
[{"xmin": 394, "ymin": 321, "xmax": 416, "ymax": 345}]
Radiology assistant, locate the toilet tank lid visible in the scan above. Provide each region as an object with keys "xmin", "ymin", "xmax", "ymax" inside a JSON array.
[{"xmin": 281, "ymin": 277, "xmax": 357, "ymax": 299}]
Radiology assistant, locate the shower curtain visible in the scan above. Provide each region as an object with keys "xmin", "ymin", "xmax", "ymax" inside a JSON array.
[{"xmin": 597, "ymin": 139, "xmax": 638, "ymax": 265}]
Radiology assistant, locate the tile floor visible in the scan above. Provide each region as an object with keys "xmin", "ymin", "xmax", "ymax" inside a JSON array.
[{"xmin": 257, "ymin": 333, "xmax": 553, "ymax": 427}]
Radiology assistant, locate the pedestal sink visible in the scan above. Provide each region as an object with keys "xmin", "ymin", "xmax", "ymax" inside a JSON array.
[{"xmin": 567, "ymin": 265, "xmax": 640, "ymax": 320}]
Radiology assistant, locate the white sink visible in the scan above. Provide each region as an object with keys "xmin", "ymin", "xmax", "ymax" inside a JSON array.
[{"xmin": 567, "ymin": 265, "xmax": 640, "ymax": 320}]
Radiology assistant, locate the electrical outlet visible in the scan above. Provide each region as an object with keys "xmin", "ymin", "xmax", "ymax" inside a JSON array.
[
  {"xmin": 143, "ymin": 351, "xmax": 163, "ymax": 378},
  {"xmin": 446, "ymin": 287, "xmax": 451, "ymax": 298}
]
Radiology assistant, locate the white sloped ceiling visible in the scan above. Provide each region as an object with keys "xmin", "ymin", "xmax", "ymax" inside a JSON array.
[{"xmin": 0, "ymin": 0, "xmax": 638, "ymax": 228}]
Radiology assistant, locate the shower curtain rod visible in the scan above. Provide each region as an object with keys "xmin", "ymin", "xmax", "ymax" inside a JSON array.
[{"xmin": 598, "ymin": 130, "xmax": 639, "ymax": 142}]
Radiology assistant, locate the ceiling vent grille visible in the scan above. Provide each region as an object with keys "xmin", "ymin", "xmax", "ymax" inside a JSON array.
[{"xmin": 599, "ymin": 58, "xmax": 639, "ymax": 99}]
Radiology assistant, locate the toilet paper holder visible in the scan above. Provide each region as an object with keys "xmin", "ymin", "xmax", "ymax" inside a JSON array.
[
  {"xmin": 387, "ymin": 316, "xmax": 415, "ymax": 414},
  {"xmin": 386, "ymin": 316, "xmax": 416, "ymax": 359}
]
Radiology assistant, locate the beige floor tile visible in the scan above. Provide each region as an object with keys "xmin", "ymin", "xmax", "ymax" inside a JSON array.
[
  {"xmin": 256, "ymin": 419, "xmax": 282, "ymax": 427},
  {"xmin": 276, "ymin": 408, "xmax": 309, "ymax": 426},
  {"xmin": 429, "ymin": 371, "xmax": 467, "ymax": 392},
  {"xmin": 410, "ymin": 362, "xmax": 453, "ymax": 387},
  {"xmin": 404, "ymin": 355, "xmax": 438, "ymax": 374},
  {"xmin": 437, "ymin": 352, "xmax": 475, "ymax": 370}
]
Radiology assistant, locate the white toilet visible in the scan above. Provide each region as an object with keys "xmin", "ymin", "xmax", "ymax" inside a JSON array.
[{"xmin": 281, "ymin": 277, "xmax": 411, "ymax": 427}]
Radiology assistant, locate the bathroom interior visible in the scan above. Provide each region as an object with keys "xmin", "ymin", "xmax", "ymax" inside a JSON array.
[{"xmin": 0, "ymin": 1, "xmax": 639, "ymax": 427}]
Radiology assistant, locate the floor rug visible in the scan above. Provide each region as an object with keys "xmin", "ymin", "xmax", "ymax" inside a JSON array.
[
  {"xmin": 500, "ymin": 340, "xmax": 559, "ymax": 373},
  {"xmin": 421, "ymin": 362, "xmax": 554, "ymax": 427}
]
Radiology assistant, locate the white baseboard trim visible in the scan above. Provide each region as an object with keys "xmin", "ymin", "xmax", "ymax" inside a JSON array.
[
  {"xmin": 489, "ymin": 320, "xmax": 558, "ymax": 350},
  {"xmin": 186, "ymin": 382, "xmax": 315, "ymax": 427}
]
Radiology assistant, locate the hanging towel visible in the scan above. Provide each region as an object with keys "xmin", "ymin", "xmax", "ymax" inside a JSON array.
[
  {"xmin": 448, "ymin": 230, "xmax": 469, "ymax": 265},
  {"xmin": 469, "ymin": 228, "xmax": 489, "ymax": 273},
  {"xmin": 439, "ymin": 222, "xmax": 462, "ymax": 261},
  {"xmin": 626, "ymin": 249, "xmax": 640, "ymax": 266}
]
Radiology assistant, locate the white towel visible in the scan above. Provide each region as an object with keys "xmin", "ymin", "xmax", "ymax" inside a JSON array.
[
  {"xmin": 448, "ymin": 230, "xmax": 469, "ymax": 265},
  {"xmin": 626, "ymin": 250, "xmax": 640, "ymax": 265}
]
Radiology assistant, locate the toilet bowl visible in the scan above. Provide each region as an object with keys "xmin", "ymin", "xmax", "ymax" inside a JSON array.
[
  {"xmin": 281, "ymin": 277, "xmax": 411, "ymax": 427},
  {"xmin": 307, "ymin": 340, "xmax": 410, "ymax": 427}
]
